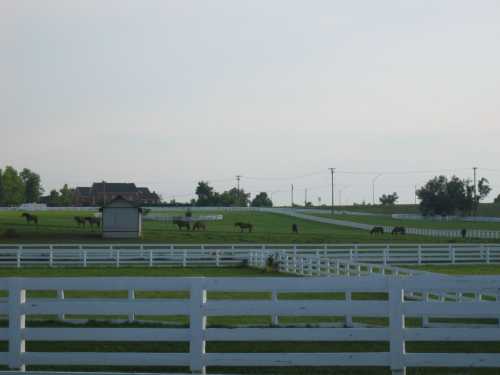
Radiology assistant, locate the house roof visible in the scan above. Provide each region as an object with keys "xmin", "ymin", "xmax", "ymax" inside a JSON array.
[
  {"xmin": 100, "ymin": 195, "xmax": 143, "ymax": 211},
  {"xmin": 92, "ymin": 182, "xmax": 137, "ymax": 193}
]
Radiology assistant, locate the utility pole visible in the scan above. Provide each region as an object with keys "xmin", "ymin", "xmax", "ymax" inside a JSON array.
[
  {"xmin": 372, "ymin": 174, "xmax": 382, "ymax": 205},
  {"xmin": 236, "ymin": 175, "xmax": 242, "ymax": 206},
  {"xmin": 473, "ymin": 167, "xmax": 477, "ymax": 199},
  {"xmin": 304, "ymin": 188, "xmax": 308, "ymax": 207},
  {"xmin": 329, "ymin": 168, "xmax": 335, "ymax": 215},
  {"xmin": 414, "ymin": 184, "xmax": 417, "ymax": 205},
  {"xmin": 291, "ymin": 184, "xmax": 294, "ymax": 207}
]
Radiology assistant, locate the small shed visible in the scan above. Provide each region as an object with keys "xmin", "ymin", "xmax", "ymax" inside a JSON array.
[{"xmin": 100, "ymin": 196, "xmax": 143, "ymax": 239}]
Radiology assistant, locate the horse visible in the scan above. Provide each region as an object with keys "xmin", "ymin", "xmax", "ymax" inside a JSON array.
[
  {"xmin": 74, "ymin": 216, "xmax": 86, "ymax": 227},
  {"xmin": 192, "ymin": 221, "xmax": 206, "ymax": 231},
  {"xmin": 21, "ymin": 212, "xmax": 38, "ymax": 225},
  {"xmin": 370, "ymin": 226, "xmax": 384, "ymax": 235},
  {"xmin": 391, "ymin": 226, "xmax": 406, "ymax": 235},
  {"xmin": 235, "ymin": 222, "xmax": 253, "ymax": 233},
  {"xmin": 292, "ymin": 223, "xmax": 299, "ymax": 234},
  {"xmin": 461, "ymin": 228, "xmax": 467, "ymax": 239},
  {"xmin": 84, "ymin": 216, "xmax": 101, "ymax": 229},
  {"xmin": 173, "ymin": 219, "xmax": 190, "ymax": 231}
]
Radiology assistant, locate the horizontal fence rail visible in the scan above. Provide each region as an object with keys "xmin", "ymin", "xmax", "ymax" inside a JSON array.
[
  {"xmin": 1, "ymin": 243, "xmax": 499, "ymax": 268},
  {"xmin": 0, "ymin": 276, "xmax": 499, "ymax": 374}
]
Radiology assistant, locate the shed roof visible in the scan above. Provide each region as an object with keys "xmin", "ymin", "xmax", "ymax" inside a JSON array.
[{"xmin": 100, "ymin": 195, "xmax": 143, "ymax": 211}]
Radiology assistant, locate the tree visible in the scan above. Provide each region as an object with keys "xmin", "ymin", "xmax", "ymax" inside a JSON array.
[
  {"xmin": 219, "ymin": 188, "xmax": 250, "ymax": 207},
  {"xmin": 379, "ymin": 192, "xmax": 399, "ymax": 206},
  {"xmin": 251, "ymin": 192, "xmax": 273, "ymax": 207},
  {"xmin": 0, "ymin": 168, "xmax": 4, "ymax": 204},
  {"xmin": 59, "ymin": 184, "xmax": 73, "ymax": 206},
  {"xmin": 494, "ymin": 194, "xmax": 500, "ymax": 205},
  {"xmin": 416, "ymin": 175, "xmax": 490, "ymax": 216},
  {"xmin": 1, "ymin": 166, "xmax": 25, "ymax": 205},
  {"xmin": 195, "ymin": 181, "xmax": 217, "ymax": 206},
  {"xmin": 48, "ymin": 189, "xmax": 61, "ymax": 205},
  {"xmin": 20, "ymin": 168, "xmax": 43, "ymax": 203}
]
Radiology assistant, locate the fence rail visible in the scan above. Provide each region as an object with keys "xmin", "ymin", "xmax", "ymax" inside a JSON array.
[
  {"xmin": 0, "ymin": 276, "xmax": 499, "ymax": 373},
  {"xmin": 1, "ymin": 243, "xmax": 500, "ymax": 268}
]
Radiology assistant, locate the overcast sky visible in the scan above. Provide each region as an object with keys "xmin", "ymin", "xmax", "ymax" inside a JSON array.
[{"xmin": 1, "ymin": 1, "xmax": 499, "ymax": 205}]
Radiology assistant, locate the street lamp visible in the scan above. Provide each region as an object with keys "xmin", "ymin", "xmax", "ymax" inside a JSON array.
[{"xmin": 372, "ymin": 174, "xmax": 382, "ymax": 205}]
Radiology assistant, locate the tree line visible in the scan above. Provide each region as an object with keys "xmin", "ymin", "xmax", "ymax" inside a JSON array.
[
  {"xmin": 194, "ymin": 181, "xmax": 273, "ymax": 207},
  {"xmin": 0, "ymin": 166, "xmax": 43, "ymax": 205}
]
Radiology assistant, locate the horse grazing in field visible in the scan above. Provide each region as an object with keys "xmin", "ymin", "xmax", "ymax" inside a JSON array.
[
  {"xmin": 84, "ymin": 216, "xmax": 101, "ymax": 229},
  {"xmin": 173, "ymin": 219, "xmax": 190, "ymax": 231},
  {"xmin": 74, "ymin": 216, "xmax": 86, "ymax": 227},
  {"xmin": 21, "ymin": 212, "xmax": 38, "ymax": 225},
  {"xmin": 370, "ymin": 226, "xmax": 384, "ymax": 235},
  {"xmin": 461, "ymin": 228, "xmax": 467, "ymax": 239},
  {"xmin": 292, "ymin": 223, "xmax": 299, "ymax": 234},
  {"xmin": 235, "ymin": 222, "xmax": 253, "ymax": 233},
  {"xmin": 192, "ymin": 221, "xmax": 206, "ymax": 231},
  {"xmin": 391, "ymin": 226, "xmax": 406, "ymax": 235}
]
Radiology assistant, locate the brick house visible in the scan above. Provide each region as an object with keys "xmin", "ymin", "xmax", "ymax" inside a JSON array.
[{"xmin": 73, "ymin": 182, "xmax": 161, "ymax": 206}]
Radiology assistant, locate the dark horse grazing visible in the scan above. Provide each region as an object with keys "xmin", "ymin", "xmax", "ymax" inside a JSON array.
[
  {"xmin": 21, "ymin": 212, "xmax": 38, "ymax": 225},
  {"xmin": 74, "ymin": 216, "xmax": 86, "ymax": 227},
  {"xmin": 461, "ymin": 228, "xmax": 467, "ymax": 239},
  {"xmin": 192, "ymin": 221, "xmax": 206, "ymax": 231},
  {"xmin": 84, "ymin": 216, "xmax": 101, "ymax": 229},
  {"xmin": 391, "ymin": 226, "xmax": 406, "ymax": 235},
  {"xmin": 173, "ymin": 219, "xmax": 190, "ymax": 231},
  {"xmin": 292, "ymin": 223, "xmax": 299, "ymax": 234},
  {"xmin": 370, "ymin": 226, "xmax": 384, "ymax": 235},
  {"xmin": 235, "ymin": 222, "xmax": 253, "ymax": 233}
]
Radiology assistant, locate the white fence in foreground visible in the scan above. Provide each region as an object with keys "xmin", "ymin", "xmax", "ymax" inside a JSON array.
[
  {"xmin": 1, "ymin": 276, "xmax": 500, "ymax": 374},
  {"xmin": 1, "ymin": 243, "xmax": 500, "ymax": 267}
]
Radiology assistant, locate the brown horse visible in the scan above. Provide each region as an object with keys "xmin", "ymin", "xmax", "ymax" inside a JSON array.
[
  {"xmin": 173, "ymin": 219, "xmax": 190, "ymax": 231},
  {"xmin": 235, "ymin": 222, "xmax": 253, "ymax": 233},
  {"xmin": 391, "ymin": 226, "xmax": 406, "ymax": 235},
  {"xmin": 74, "ymin": 216, "xmax": 86, "ymax": 227},
  {"xmin": 21, "ymin": 212, "xmax": 38, "ymax": 225},
  {"xmin": 192, "ymin": 221, "xmax": 206, "ymax": 231},
  {"xmin": 84, "ymin": 216, "xmax": 101, "ymax": 229},
  {"xmin": 370, "ymin": 226, "xmax": 384, "ymax": 235}
]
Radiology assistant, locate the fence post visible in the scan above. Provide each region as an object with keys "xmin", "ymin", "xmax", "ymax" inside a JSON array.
[
  {"xmin": 8, "ymin": 279, "xmax": 26, "ymax": 371},
  {"xmin": 345, "ymin": 292, "xmax": 353, "ymax": 327},
  {"xmin": 116, "ymin": 250, "xmax": 120, "ymax": 268},
  {"xmin": 450, "ymin": 245, "xmax": 455, "ymax": 264},
  {"xmin": 57, "ymin": 289, "xmax": 65, "ymax": 321},
  {"xmin": 128, "ymin": 289, "xmax": 135, "ymax": 322},
  {"xmin": 49, "ymin": 245, "xmax": 54, "ymax": 267},
  {"xmin": 183, "ymin": 250, "xmax": 187, "ymax": 268},
  {"xmin": 389, "ymin": 278, "xmax": 406, "ymax": 375},
  {"xmin": 216, "ymin": 250, "xmax": 220, "ymax": 268},
  {"xmin": 190, "ymin": 279, "xmax": 207, "ymax": 374},
  {"xmin": 149, "ymin": 250, "xmax": 153, "ymax": 267},
  {"xmin": 272, "ymin": 290, "xmax": 279, "ymax": 325},
  {"xmin": 16, "ymin": 247, "xmax": 21, "ymax": 269},
  {"xmin": 383, "ymin": 247, "xmax": 388, "ymax": 265},
  {"xmin": 422, "ymin": 292, "xmax": 429, "ymax": 327},
  {"xmin": 417, "ymin": 245, "xmax": 422, "ymax": 265},
  {"xmin": 83, "ymin": 250, "xmax": 87, "ymax": 268},
  {"xmin": 486, "ymin": 246, "xmax": 491, "ymax": 265}
]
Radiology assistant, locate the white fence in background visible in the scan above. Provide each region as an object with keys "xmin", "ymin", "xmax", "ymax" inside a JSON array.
[
  {"xmin": 0, "ymin": 276, "xmax": 500, "ymax": 373},
  {"xmin": 1, "ymin": 243, "xmax": 500, "ymax": 267},
  {"xmin": 393, "ymin": 213, "xmax": 500, "ymax": 223},
  {"xmin": 283, "ymin": 210, "xmax": 500, "ymax": 239}
]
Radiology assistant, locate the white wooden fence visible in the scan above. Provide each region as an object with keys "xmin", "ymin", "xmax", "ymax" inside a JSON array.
[
  {"xmin": 1, "ymin": 243, "xmax": 499, "ymax": 268},
  {"xmin": 0, "ymin": 276, "xmax": 499, "ymax": 374},
  {"xmin": 283, "ymin": 210, "xmax": 500, "ymax": 239}
]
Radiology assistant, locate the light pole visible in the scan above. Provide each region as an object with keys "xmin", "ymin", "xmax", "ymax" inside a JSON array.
[
  {"xmin": 329, "ymin": 168, "xmax": 335, "ymax": 215},
  {"xmin": 372, "ymin": 174, "xmax": 382, "ymax": 205}
]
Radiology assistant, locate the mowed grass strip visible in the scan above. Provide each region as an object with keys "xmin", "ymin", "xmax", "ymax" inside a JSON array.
[
  {"xmin": 0, "ymin": 209, "xmax": 479, "ymax": 243},
  {"xmin": 400, "ymin": 264, "xmax": 500, "ymax": 275}
]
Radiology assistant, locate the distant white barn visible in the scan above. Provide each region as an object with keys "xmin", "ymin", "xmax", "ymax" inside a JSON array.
[{"xmin": 100, "ymin": 196, "xmax": 143, "ymax": 239}]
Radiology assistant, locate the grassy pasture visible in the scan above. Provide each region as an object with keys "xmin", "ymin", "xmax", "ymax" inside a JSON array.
[
  {"xmin": 401, "ymin": 264, "xmax": 500, "ymax": 276},
  {"xmin": 0, "ymin": 267, "xmax": 499, "ymax": 374},
  {"xmin": 0, "ymin": 209, "xmax": 466, "ymax": 244},
  {"xmin": 307, "ymin": 212, "xmax": 500, "ymax": 231}
]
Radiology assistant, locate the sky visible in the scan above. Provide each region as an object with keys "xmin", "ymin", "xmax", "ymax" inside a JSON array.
[{"xmin": 1, "ymin": 0, "xmax": 500, "ymax": 205}]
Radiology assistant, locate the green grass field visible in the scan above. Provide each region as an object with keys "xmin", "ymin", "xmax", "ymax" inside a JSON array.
[
  {"xmin": 0, "ymin": 209, "xmax": 495, "ymax": 244},
  {"xmin": 330, "ymin": 202, "xmax": 500, "ymax": 217},
  {"xmin": 401, "ymin": 264, "xmax": 500, "ymax": 275},
  {"xmin": 306, "ymin": 212, "xmax": 500, "ymax": 231}
]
